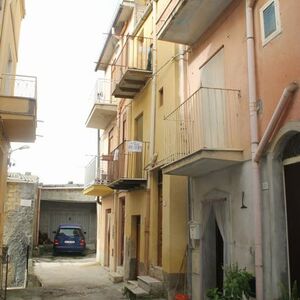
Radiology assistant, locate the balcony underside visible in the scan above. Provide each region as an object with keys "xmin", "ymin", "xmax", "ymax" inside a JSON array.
[
  {"xmin": 0, "ymin": 96, "xmax": 36, "ymax": 142},
  {"xmin": 83, "ymin": 183, "xmax": 113, "ymax": 197},
  {"xmin": 108, "ymin": 178, "xmax": 147, "ymax": 190},
  {"xmin": 85, "ymin": 103, "xmax": 117, "ymax": 129},
  {"xmin": 162, "ymin": 149, "xmax": 244, "ymax": 177},
  {"xmin": 113, "ymin": 69, "xmax": 152, "ymax": 99},
  {"xmin": 157, "ymin": 0, "xmax": 233, "ymax": 45}
]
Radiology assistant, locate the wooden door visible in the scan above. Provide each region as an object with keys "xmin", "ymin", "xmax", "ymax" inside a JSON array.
[
  {"xmin": 157, "ymin": 172, "xmax": 163, "ymax": 267},
  {"xmin": 199, "ymin": 48, "xmax": 226, "ymax": 148},
  {"xmin": 135, "ymin": 115, "xmax": 143, "ymax": 178}
]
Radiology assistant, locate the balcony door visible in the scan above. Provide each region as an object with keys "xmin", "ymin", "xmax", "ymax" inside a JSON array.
[
  {"xmin": 135, "ymin": 114, "xmax": 143, "ymax": 178},
  {"xmin": 199, "ymin": 48, "xmax": 226, "ymax": 148}
]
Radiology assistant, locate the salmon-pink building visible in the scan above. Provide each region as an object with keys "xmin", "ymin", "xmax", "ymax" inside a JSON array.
[{"xmin": 157, "ymin": 0, "xmax": 300, "ymax": 299}]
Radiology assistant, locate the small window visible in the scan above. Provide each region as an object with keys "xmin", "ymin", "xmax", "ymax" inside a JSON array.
[
  {"xmin": 260, "ymin": 0, "xmax": 281, "ymax": 45},
  {"xmin": 159, "ymin": 87, "xmax": 164, "ymax": 107}
]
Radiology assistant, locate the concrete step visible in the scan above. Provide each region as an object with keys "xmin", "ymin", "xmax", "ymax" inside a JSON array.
[
  {"xmin": 125, "ymin": 280, "xmax": 149, "ymax": 297},
  {"xmin": 109, "ymin": 272, "xmax": 123, "ymax": 283},
  {"xmin": 137, "ymin": 275, "xmax": 163, "ymax": 296}
]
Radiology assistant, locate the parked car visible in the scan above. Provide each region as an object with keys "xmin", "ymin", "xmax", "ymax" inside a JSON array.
[{"xmin": 53, "ymin": 224, "xmax": 86, "ymax": 255}]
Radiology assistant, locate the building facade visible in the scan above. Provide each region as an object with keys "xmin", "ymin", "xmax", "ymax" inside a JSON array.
[
  {"xmin": 0, "ymin": 0, "xmax": 37, "ymax": 290},
  {"xmin": 85, "ymin": 0, "xmax": 300, "ymax": 299},
  {"xmin": 156, "ymin": 0, "xmax": 300, "ymax": 299}
]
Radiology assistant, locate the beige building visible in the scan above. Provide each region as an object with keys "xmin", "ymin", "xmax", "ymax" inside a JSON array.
[
  {"xmin": 0, "ymin": 0, "xmax": 37, "ymax": 288},
  {"xmin": 84, "ymin": 0, "xmax": 188, "ymax": 298}
]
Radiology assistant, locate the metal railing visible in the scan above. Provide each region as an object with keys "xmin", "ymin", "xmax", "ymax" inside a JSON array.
[
  {"xmin": 163, "ymin": 87, "xmax": 241, "ymax": 164},
  {"xmin": 111, "ymin": 35, "xmax": 153, "ymax": 86},
  {"xmin": 84, "ymin": 156, "xmax": 111, "ymax": 187},
  {"xmin": 88, "ymin": 78, "xmax": 117, "ymax": 107},
  {"xmin": 0, "ymin": 74, "xmax": 37, "ymax": 99},
  {"xmin": 108, "ymin": 140, "xmax": 149, "ymax": 182}
]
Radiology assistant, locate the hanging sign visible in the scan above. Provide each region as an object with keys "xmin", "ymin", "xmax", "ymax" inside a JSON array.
[{"xmin": 127, "ymin": 141, "xmax": 143, "ymax": 153}]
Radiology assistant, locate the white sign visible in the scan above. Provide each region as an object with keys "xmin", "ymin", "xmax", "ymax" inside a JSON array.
[
  {"xmin": 127, "ymin": 141, "xmax": 143, "ymax": 153},
  {"xmin": 20, "ymin": 199, "xmax": 32, "ymax": 207}
]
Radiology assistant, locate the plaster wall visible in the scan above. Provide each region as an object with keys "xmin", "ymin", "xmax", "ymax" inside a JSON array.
[
  {"xmin": 187, "ymin": 1, "xmax": 251, "ymax": 158},
  {"xmin": 124, "ymin": 189, "xmax": 149, "ymax": 279},
  {"xmin": 254, "ymin": 0, "xmax": 300, "ymax": 137},
  {"xmin": 41, "ymin": 187, "xmax": 95, "ymax": 202},
  {"xmin": 98, "ymin": 195, "xmax": 113, "ymax": 266},
  {"xmin": 190, "ymin": 161, "xmax": 255, "ymax": 299}
]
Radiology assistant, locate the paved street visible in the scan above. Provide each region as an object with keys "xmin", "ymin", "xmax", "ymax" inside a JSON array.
[{"xmin": 7, "ymin": 254, "xmax": 125, "ymax": 300}]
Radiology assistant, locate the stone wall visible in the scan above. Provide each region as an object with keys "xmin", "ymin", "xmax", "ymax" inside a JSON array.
[{"xmin": 3, "ymin": 177, "xmax": 39, "ymax": 287}]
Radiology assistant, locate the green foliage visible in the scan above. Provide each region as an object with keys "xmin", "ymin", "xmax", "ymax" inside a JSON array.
[
  {"xmin": 279, "ymin": 281, "xmax": 299, "ymax": 300},
  {"xmin": 207, "ymin": 264, "xmax": 254, "ymax": 300}
]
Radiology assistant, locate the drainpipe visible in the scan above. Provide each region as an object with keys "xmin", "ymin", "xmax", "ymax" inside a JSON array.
[
  {"xmin": 245, "ymin": 1, "xmax": 263, "ymax": 299},
  {"xmin": 254, "ymin": 82, "xmax": 298, "ymax": 162},
  {"xmin": 0, "ymin": 0, "xmax": 7, "ymax": 48},
  {"xmin": 96, "ymin": 129, "xmax": 102, "ymax": 205},
  {"xmin": 178, "ymin": 44, "xmax": 187, "ymax": 105},
  {"xmin": 149, "ymin": 0, "xmax": 157, "ymax": 160}
]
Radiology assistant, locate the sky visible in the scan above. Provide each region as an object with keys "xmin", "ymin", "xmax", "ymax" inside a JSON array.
[{"xmin": 10, "ymin": 0, "xmax": 118, "ymax": 184}]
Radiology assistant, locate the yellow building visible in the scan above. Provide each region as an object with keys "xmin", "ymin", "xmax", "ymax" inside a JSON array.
[
  {"xmin": 84, "ymin": 0, "xmax": 188, "ymax": 298},
  {"xmin": 0, "ymin": 0, "xmax": 37, "ymax": 283}
]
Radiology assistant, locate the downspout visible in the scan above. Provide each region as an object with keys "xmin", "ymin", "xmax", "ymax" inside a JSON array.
[
  {"xmin": 0, "ymin": 0, "xmax": 7, "ymax": 49},
  {"xmin": 96, "ymin": 129, "xmax": 102, "ymax": 205},
  {"xmin": 254, "ymin": 82, "xmax": 298, "ymax": 162},
  {"xmin": 178, "ymin": 44, "xmax": 187, "ymax": 105},
  {"xmin": 149, "ymin": 0, "xmax": 157, "ymax": 160},
  {"xmin": 245, "ymin": 1, "xmax": 263, "ymax": 299}
]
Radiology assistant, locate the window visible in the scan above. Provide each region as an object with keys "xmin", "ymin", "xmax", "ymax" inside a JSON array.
[
  {"xmin": 260, "ymin": 0, "xmax": 281, "ymax": 45},
  {"xmin": 159, "ymin": 87, "xmax": 164, "ymax": 107}
]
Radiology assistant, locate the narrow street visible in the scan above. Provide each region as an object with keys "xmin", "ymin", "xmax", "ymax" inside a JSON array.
[{"xmin": 6, "ymin": 254, "xmax": 125, "ymax": 300}]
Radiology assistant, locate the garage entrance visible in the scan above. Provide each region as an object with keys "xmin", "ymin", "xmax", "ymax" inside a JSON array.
[{"xmin": 40, "ymin": 201, "xmax": 96, "ymax": 245}]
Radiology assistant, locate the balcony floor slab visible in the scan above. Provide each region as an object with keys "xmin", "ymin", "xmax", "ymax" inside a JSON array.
[{"xmin": 162, "ymin": 149, "xmax": 244, "ymax": 177}]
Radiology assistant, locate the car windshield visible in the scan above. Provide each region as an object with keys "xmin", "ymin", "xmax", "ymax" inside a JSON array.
[{"xmin": 58, "ymin": 228, "xmax": 83, "ymax": 238}]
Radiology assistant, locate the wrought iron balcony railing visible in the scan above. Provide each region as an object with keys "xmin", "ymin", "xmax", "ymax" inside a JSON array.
[
  {"xmin": 111, "ymin": 35, "xmax": 153, "ymax": 98},
  {"xmin": 107, "ymin": 140, "xmax": 149, "ymax": 188},
  {"xmin": 84, "ymin": 156, "xmax": 110, "ymax": 188},
  {"xmin": 0, "ymin": 74, "xmax": 37, "ymax": 99},
  {"xmin": 88, "ymin": 78, "xmax": 117, "ymax": 106},
  {"xmin": 163, "ymin": 87, "xmax": 241, "ymax": 165}
]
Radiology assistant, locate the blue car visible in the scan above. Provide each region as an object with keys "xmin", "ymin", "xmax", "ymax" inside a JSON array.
[{"xmin": 53, "ymin": 224, "xmax": 86, "ymax": 255}]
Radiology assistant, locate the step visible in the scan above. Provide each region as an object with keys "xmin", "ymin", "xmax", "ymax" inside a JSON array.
[
  {"xmin": 125, "ymin": 280, "xmax": 149, "ymax": 297},
  {"xmin": 109, "ymin": 272, "xmax": 123, "ymax": 283},
  {"xmin": 137, "ymin": 275, "xmax": 163, "ymax": 295}
]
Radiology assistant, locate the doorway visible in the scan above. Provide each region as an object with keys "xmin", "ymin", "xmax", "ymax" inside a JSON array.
[
  {"xmin": 135, "ymin": 114, "xmax": 143, "ymax": 178},
  {"xmin": 157, "ymin": 171, "xmax": 163, "ymax": 267},
  {"xmin": 131, "ymin": 215, "xmax": 141, "ymax": 278},
  {"xmin": 118, "ymin": 198, "xmax": 125, "ymax": 266},
  {"xmin": 284, "ymin": 160, "xmax": 300, "ymax": 289},
  {"xmin": 105, "ymin": 209, "xmax": 112, "ymax": 267}
]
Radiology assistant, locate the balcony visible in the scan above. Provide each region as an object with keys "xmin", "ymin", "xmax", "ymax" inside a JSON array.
[
  {"xmin": 157, "ymin": 0, "xmax": 233, "ymax": 45},
  {"xmin": 85, "ymin": 79, "xmax": 118, "ymax": 130},
  {"xmin": 107, "ymin": 140, "xmax": 149, "ymax": 190},
  {"xmin": 83, "ymin": 156, "xmax": 114, "ymax": 197},
  {"xmin": 163, "ymin": 87, "xmax": 243, "ymax": 176},
  {"xmin": 111, "ymin": 35, "xmax": 152, "ymax": 99},
  {"xmin": 0, "ymin": 74, "xmax": 37, "ymax": 142}
]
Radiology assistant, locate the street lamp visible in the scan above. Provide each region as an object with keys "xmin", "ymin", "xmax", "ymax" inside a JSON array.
[{"xmin": 8, "ymin": 145, "xmax": 30, "ymax": 167}]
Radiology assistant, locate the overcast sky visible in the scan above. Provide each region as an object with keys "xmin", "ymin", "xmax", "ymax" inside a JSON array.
[{"xmin": 10, "ymin": 0, "xmax": 118, "ymax": 184}]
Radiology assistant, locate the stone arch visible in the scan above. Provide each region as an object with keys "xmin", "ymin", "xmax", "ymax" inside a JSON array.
[
  {"xmin": 200, "ymin": 188, "xmax": 232, "ymax": 298},
  {"xmin": 264, "ymin": 121, "xmax": 300, "ymax": 298}
]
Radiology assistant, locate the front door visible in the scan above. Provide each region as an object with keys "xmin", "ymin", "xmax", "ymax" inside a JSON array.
[{"xmin": 284, "ymin": 160, "xmax": 300, "ymax": 291}]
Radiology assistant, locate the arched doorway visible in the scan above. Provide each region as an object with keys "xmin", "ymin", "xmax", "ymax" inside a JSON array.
[
  {"xmin": 200, "ymin": 190, "xmax": 230, "ymax": 298},
  {"xmin": 283, "ymin": 133, "xmax": 300, "ymax": 291}
]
